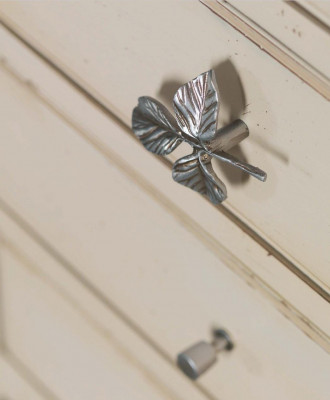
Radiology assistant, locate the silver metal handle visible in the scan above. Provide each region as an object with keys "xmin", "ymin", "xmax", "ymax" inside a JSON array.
[
  {"xmin": 177, "ymin": 329, "xmax": 233, "ymax": 380},
  {"xmin": 132, "ymin": 69, "xmax": 267, "ymax": 204}
]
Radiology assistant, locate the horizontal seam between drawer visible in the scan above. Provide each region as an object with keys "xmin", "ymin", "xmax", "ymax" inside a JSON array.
[
  {"xmin": 0, "ymin": 212, "xmax": 223, "ymax": 400},
  {"xmin": 1, "ymin": 351, "xmax": 61, "ymax": 400},
  {"xmin": 200, "ymin": 0, "xmax": 330, "ymax": 100},
  {"xmin": 0, "ymin": 175, "xmax": 329, "ymax": 354},
  {"xmin": 0, "ymin": 19, "xmax": 328, "ymax": 304},
  {"xmin": 2, "ymin": 242, "xmax": 204, "ymax": 400}
]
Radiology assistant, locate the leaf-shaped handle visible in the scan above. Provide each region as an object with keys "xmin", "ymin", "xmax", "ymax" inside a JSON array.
[
  {"xmin": 132, "ymin": 96, "xmax": 182, "ymax": 155},
  {"xmin": 173, "ymin": 70, "xmax": 219, "ymax": 143},
  {"xmin": 172, "ymin": 151, "xmax": 227, "ymax": 204}
]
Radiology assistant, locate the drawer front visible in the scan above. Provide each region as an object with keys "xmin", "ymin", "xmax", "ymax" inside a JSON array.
[
  {"xmin": 1, "ymin": 23, "xmax": 328, "ymax": 340},
  {"xmin": 0, "ymin": 48, "xmax": 329, "ymax": 400},
  {"xmin": 204, "ymin": 0, "xmax": 330, "ymax": 82},
  {"xmin": 2, "ymin": 190, "xmax": 330, "ymax": 400},
  {"xmin": 0, "ymin": 238, "xmax": 205, "ymax": 400},
  {"xmin": 0, "ymin": 0, "xmax": 329, "ymax": 290},
  {"xmin": 0, "ymin": 356, "xmax": 45, "ymax": 400}
]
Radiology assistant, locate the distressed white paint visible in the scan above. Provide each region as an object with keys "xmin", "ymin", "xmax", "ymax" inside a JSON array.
[
  {"xmin": 1, "ymin": 198, "xmax": 330, "ymax": 400},
  {"xmin": 1, "ymin": 250, "xmax": 206, "ymax": 400},
  {"xmin": 0, "ymin": 26, "xmax": 328, "ymax": 346},
  {"xmin": 224, "ymin": 0, "xmax": 330, "ymax": 79},
  {"xmin": 0, "ymin": 0, "xmax": 329, "ymax": 287},
  {"xmin": 0, "ymin": 356, "xmax": 47, "ymax": 400},
  {"xmin": 0, "ymin": 54, "xmax": 329, "ymax": 399},
  {"xmin": 297, "ymin": 0, "xmax": 330, "ymax": 28}
]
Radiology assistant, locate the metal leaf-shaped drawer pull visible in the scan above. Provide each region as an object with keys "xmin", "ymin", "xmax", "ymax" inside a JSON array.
[{"xmin": 132, "ymin": 70, "xmax": 267, "ymax": 204}]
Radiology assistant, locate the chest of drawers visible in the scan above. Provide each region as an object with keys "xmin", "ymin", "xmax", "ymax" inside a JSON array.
[{"xmin": 0, "ymin": 1, "xmax": 329, "ymax": 399}]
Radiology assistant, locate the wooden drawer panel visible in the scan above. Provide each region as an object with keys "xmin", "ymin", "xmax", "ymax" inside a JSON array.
[
  {"xmin": 208, "ymin": 0, "xmax": 330, "ymax": 80},
  {"xmin": 0, "ymin": 25, "xmax": 328, "ymax": 341},
  {"xmin": 0, "ymin": 49, "xmax": 329, "ymax": 399},
  {"xmin": 2, "ymin": 195, "xmax": 330, "ymax": 400},
  {"xmin": 0, "ymin": 356, "xmax": 45, "ymax": 400},
  {"xmin": 297, "ymin": 1, "xmax": 330, "ymax": 28},
  {"xmin": 0, "ymin": 0, "xmax": 329, "ymax": 290},
  {"xmin": 0, "ymin": 244, "xmax": 205, "ymax": 400}
]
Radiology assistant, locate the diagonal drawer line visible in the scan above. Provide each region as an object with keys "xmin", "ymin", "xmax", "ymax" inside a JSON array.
[
  {"xmin": 0, "ymin": 18, "xmax": 328, "ymax": 303},
  {"xmin": 1, "ymin": 54, "xmax": 329, "ymax": 351},
  {"xmin": 201, "ymin": 0, "xmax": 330, "ymax": 100},
  {"xmin": 0, "ymin": 182, "xmax": 329, "ymax": 354},
  {"xmin": 0, "ymin": 204, "xmax": 221, "ymax": 400},
  {"xmin": 2, "ymin": 351, "xmax": 61, "ymax": 400},
  {"xmin": 0, "ymin": 66, "xmax": 329, "ymax": 350},
  {"xmin": 1, "ymin": 242, "xmax": 208, "ymax": 400},
  {"xmin": 1, "ymin": 198, "xmax": 330, "ymax": 352}
]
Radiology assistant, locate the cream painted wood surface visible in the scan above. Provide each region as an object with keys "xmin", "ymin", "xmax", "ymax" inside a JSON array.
[
  {"xmin": 217, "ymin": 0, "xmax": 330, "ymax": 79},
  {"xmin": 0, "ymin": 45, "xmax": 329, "ymax": 400},
  {"xmin": 0, "ymin": 244, "xmax": 207, "ymax": 400},
  {"xmin": 0, "ymin": 24, "xmax": 329, "ymax": 348},
  {"xmin": 0, "ymin": 356, "xmax": 47, "ymax": 400},
  {"xmin": 1, "ymin": 180, "xmax": 330, "ymax": 400},
  {"xmin": 0, "ymin": 0, "xmax": 329, "ymax": 291},
  {"xmin": 297, "ymin": 0, "xmax": 330, "ymax": 27},
  {"xmin": 201, "ymin": 0, "xmax": 330, "ymax": 100}
]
